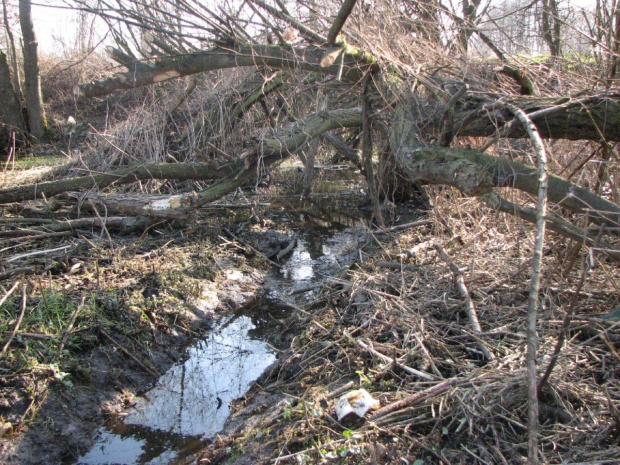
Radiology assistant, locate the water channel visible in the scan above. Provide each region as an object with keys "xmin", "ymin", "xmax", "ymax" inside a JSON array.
[{"xmin": 76, "ymin": 197, "xmax": 367, "ymax": 465}]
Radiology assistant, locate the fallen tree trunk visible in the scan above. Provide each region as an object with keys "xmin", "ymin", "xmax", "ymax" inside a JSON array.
[
  {"xmin": 75, "ymin": 44, "xmax": 369, "ymax": 98},
  {"xmin": 392, "ymin": 106, "xmax": 620, "ymax": 228},
  {"xmin": 453, "ymin": 93, "xmax": 620, "ymax": 141},
  {"xmin": 70, "ymin": 192, "xmax": 198, "ymax": 219},
  {"xmin": 2, "ymin": 216, "xmax": 152, "ymax": 236},
  {"xmin": 0, "ymin": 161, "xmax": 240, "ymax": 204},
  {"xmin": 394, "ymin": 146, "xmax": 620, "ymax": 228}
]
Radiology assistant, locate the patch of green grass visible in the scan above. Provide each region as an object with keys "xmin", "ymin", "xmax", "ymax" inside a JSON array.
[
  {"xmin": 0, "ymin": 289, "xmax": 103, "ymax": 370},
  {"xmin": 4, "ymin": 155, "xmax": 66, "ymax": 171}
]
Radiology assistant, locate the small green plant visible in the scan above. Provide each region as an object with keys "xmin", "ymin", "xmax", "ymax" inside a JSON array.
[
  {"xmin": 1, "ymin": 289, "xmax": 102, "ymax": 371},
  {"xmin": 355, "ymin": 370, "xmax": 371, "ymax": 384}
]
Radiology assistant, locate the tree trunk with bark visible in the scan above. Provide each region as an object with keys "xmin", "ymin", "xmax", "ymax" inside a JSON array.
[
  {"xmin": 19, "ymin": 0, "xmax": 46, "ymax": 140},
  {"xmin": 0, "ymin": 50, "xmax": 25, "ymax": 149},
  {"xmin": 541, "ymin": 0, "xmax": 562, "ymax": 58}
]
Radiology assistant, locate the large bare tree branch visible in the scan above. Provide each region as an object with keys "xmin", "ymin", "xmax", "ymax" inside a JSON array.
[
  {"xmin": 326, "ymin": 0, "xmax": 358, "ymax": 45},
  {"xmin": 78, "ymin": 45, "xmax": 620, "ymax": 146},
  {"xmin": 454, "ymin": 93, "xmax": 620, "ymax": 141},
  {"xmin": 0, "ymin": 161, "xmax": 240, "ymax": 204},
  {"xmin": 75, "ymin": 44, "xmax": 370, "ymax": 98}
]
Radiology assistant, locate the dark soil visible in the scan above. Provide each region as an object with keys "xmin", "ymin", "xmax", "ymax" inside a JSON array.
[{"xmin": 0, "ymin": 204, "xmax": 270, "ymax": 464}]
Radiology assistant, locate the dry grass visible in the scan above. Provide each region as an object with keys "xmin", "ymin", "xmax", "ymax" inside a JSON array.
[
  {"xmin": 4, "ymin": 3, "xmax": 620, "ymax": 463},
  {"xmin": 224, "ymin": 182, "xmax": 619, "ymax": 464}
]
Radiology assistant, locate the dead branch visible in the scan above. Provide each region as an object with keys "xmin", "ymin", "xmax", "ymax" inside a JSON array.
[
  {"xmin": 0, "ymin": 161, "xmax": 239, "ymax": 204},
  {"xmin": 99, "ymin": 328, "xmax": 160, "ymax": 378},
  {"xmin": 276, "ymin": 239, "xmax": 297, "ymax": 260},
  {"xmin": 76, "ymin": 45, "xmax": 366, "ymax": 98},
  {"xmin": 72, "ymin": 192, "xmax": 198, "ymax": 220},
  {"xmin": 508, "ymin": 103, "xmax": 548, "ymax": 465},
  {"xmin": 354, "ymin": 338, "xmax": 436, "ymax": 381},
  {"xmin": 362, "ymin": 73, "xmax": 384, "ymax": 227},
  {"xmin": 222, "ymin": 227, "xmax": 282, "ymax": 268},
  {"xmin": 367, "ymin": 376, "xmax": 471, "ymax": 422},
  {"xmin": 0, "ymin": 284, "xmax": 27, "ymax": 358},
  {"xmin": 326, "ymin": 0, "xmax": 358, "ymax": 45},
  {"xmin": 433, "ymin": 244, "xmax": 494, "ymax": 361},
  {"xmin": 7, "ymin": 245, "xmax": 74, "ymax": 263},
  {"xmin": 0, "ymin": 280, "xmax": 20, "ymax": 307},
  {"xmin": 481, "ymin": 193, "xmax": 620, "ymax": 261},
  {"xmin": 54, "ymin": 296, "xmax": 85, "ymax": 361},
  {"xmin": 5, "ymin": 217, "xmax": 151, "ymax": 237}
]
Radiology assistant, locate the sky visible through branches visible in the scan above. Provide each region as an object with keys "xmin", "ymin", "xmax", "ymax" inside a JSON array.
[{"xmin": 25, "ymin": 0, "xmax": 599, "ymax": 54}]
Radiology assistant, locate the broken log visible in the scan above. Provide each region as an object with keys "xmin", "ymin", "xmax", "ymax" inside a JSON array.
[
  {"xmin": 0, "ymin": 161, "xmax": 240, "ymax": 204},
  {"xmin": 70, "ymin": 192, "xmax": 198, "ymax": 220}
]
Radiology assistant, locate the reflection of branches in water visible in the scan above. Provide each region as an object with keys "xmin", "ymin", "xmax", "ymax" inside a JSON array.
[
  {"xmin": 281, "ymin": 239, "xmax": 315, "ymax": 281},
  {"xmin": 124, "ymin": 316, "xmax": 276, "ymax": 438},
  {"xmin": 177, "ymin": 362, "xmax": 185, "ymax": 434},
  {"xmin": 79, "ymin": 421, "xmax": 206, "ymax": 465}
]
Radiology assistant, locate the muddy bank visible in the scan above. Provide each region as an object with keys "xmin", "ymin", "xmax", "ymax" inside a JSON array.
[
  {"xmin": 0, "ymin": 190, "xmax": 377, "ymax": 465},
  {"xmin": 73, "ymin": 196, "xmax": 371, "ymax": 464},
  {"xmin": 0, "ymin": 213, "xmax": 269, "ymax": 464}
]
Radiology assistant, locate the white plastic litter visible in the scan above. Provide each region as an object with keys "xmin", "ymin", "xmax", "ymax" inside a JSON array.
[{"xmin": 335, "ymin": 389, "xmax": 380, "ymax": 421}]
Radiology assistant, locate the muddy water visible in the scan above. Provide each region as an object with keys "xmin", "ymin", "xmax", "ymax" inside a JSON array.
[{"xmin": 76, "ymin": 197, "xmax": 367, "ymax": 465}]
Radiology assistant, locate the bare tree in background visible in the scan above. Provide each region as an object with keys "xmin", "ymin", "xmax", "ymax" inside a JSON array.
[
  {"xmin": 18, "ymin": 0, "xmax": 46, "ymax": 139},
  {"xmin": 541, "ymin": 0, "xmax": 563, "ymax": 57}
]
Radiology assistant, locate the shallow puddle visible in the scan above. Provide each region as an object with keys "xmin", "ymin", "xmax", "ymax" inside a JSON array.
[
  {"xmin": 77, "ymin": 196, "xmax": 367, "ymax": 465},
  {"xmin": 76, "ymin": 314, "xmax": 277, "ymax": 465}
]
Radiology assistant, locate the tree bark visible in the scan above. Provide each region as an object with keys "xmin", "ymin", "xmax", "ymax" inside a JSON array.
[
  {"xmin": 2, "ymin": 0, "xmax": 21, "ymax": 100},
  {"xmin": 0, "ymin": 50, "xmax": 25, "ymax": 148},
  {"xmin": 19, "ymin": 0, "xmax": 46, "ymax": 140},
  {"xmin": 242, "ymin": 107, "xmax": 362, "ymax": 167},
  {"xmin": 542, "ymin": 0, "xmax": 562, "ymax": 58},
  {"xmin": 0, "ymin": 161, "xmax": 241, "ymax": 204},
  {"xmin": 76, "ymin": 44, "xmax": 371, "ymax": 98},
  {"xmin": 391, "ymin": 107, "xmax": 620, "ymax": 227},
  {"xmin": 69, "ymin": 192, "xmax": 198, "ymax": 219},
  {"xmin": 393, "ymin": 146, "xmax": 620, "ymax": 228},
  {"xmin": 453, "ymin": 93, "xmax": 620, "ymax": 141}
]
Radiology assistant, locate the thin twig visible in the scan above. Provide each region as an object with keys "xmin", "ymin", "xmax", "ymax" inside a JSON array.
[
  {"xmin": 433, "ymin": 244, "xmax": 494, "ymax": 361},
  {"xmin": 0, "ymin": 284, "xmax": 27, "ymax": 358},
  {"xmin": 537, "ymin": 228, "xmax": 602, "ymax": 394},
  {"xmin": 7, "ymin": 245, "xmax": 73, "ymax": 263},
  {"xmin": 99, "ymin": 328, "xmax": 160, "ymax": 378},
  {"xmin": 55, "ymin": 296, "xmax": 85, "ymax": 361},
  {"xmin": 372, "ymin": 219, "xmax": 433, "ymax": 235},
  {"xmin": 353, "ymin": 337, "xmax": 436, "ymax": 381},
  {"xmin": 0, "ymin": 280, "xmax": 20, "ymax": 308}
]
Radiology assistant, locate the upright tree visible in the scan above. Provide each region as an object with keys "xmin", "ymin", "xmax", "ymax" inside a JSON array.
[
  {"xmin": 19, "ymin": 0, "xmax": 46, "ymax": 139},
  {"xmin": 541, "ymin": 0, "xmax": 563, "ymax": 57}
]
